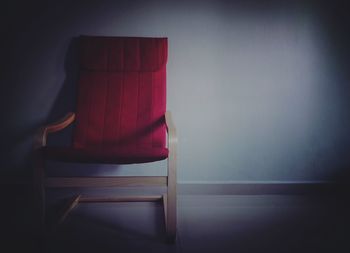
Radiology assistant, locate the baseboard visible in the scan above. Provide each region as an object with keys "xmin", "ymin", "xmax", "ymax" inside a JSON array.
[{"xmin": 178, "ymin": 181, "xmax": 341, "ymax": 195}]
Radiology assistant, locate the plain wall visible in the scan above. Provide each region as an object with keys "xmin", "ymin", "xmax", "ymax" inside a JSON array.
[{"xmin": 1, "ymin": 0, "xmax": 350, "ymax": 183}]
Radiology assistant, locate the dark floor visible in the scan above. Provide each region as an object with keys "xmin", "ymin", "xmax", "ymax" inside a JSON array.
[{"xmin": 1, "ymin": 187, "xmax": 350, "ymax": 253}]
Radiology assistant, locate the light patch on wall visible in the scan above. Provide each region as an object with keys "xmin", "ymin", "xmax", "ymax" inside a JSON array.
[{"xmin": 166, "ymin": 2, "xmax": 349, "ymax": 182}]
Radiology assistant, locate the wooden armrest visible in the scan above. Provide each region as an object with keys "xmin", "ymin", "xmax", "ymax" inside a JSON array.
[
  {"xmin": 34, "ymin": 112, "xmax": 75, "ymax": 149},
  {"xmin": 165, "ymin": 111, "xmax": 177, "ymax": 145}
]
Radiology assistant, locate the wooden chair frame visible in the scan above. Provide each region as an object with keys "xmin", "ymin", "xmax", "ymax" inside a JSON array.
[{"xmin": 34, "ymin": 111, "xmax": 177, "ymax": 242}]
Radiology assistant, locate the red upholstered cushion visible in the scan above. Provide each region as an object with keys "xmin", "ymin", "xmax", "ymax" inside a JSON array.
[
  {"xmin": 50, "ymin": 36, "xmax": 168, "ymax": 164},
  {"xmin": 42, "ymin": 146, "xmax": 169, "ymax": 164}
]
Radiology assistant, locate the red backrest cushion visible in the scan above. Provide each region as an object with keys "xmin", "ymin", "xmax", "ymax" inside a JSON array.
[{"xmin": 73, "ymin": 36, "xmax": 168, "ymax": 149}]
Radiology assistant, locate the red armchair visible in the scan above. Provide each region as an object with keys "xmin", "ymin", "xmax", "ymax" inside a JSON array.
[{"xmin": 34, "ymin": 36, "xmax": 177, "ymax": 241}]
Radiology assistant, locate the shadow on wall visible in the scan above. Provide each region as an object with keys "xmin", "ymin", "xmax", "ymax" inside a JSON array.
[
  {"xmin": 46, "ymin": 37, "xmax": 79, "ymax": 148},
  {"xmin": 0, "ymin": 37, "xmax": 80, "ymax": 177}
]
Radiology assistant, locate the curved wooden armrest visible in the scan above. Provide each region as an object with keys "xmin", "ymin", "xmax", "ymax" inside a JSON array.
[
  {"xmin": 165, "ymin": 111, "xmax": 177, "ymax": 146},
  {"xmin": 34, "ymin": 112, "xmax": 75, "ymax": 149}
]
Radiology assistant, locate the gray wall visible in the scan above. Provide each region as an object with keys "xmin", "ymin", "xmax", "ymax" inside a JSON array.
[{"xmin": 2, "ymin": 0, "xmax": 350, "ymax": 183}]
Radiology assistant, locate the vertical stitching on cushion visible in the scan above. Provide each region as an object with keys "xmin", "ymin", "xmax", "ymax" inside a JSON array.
[
  {"xmin": 136, "ymin": 71, "xmax": 140, "ymax": 148},
  {"xmin": 121, "ymin": 38, "xmax": 124, "ymax": 71},
  {"xmin": 151, "ymin": 71, "xmax": 154, "ymax": 147},
  {"xmin": 106, "ymin": 39, "xmax": 110, "ymax": 71},
  {"xmin": 118, "ymin": 40, "xmax": 125, "ymax": 145},
  {"xmin": 157, "ymin": 39, "xmax": 160, "ymax": 71},
  {"xmin": 135, "ymin": 38, "xmax": 141, "ymax": 147},
  {"xmin": 101, "ymin": 39, "xmax": 111, "ymax": 147},
  {"xmin": 104, "ymin": 39, "xmax": 107, "ymax": 71},
  {"xmin": 119, "ymin": 72, "xmax": 124, "ymax": 146},
  {"xmin": 137, "ymin": 38, "xmax": 141, "ymax": 71},
  {"xmin": 101, "ymin": 73, "xmax": 110, "ymax": 149},
  {"xmin": 85, "ymin": 73, "xmax": 93, "ymax": 147}
]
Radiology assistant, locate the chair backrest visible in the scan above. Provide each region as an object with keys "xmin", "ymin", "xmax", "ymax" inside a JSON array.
[{"xmin": 73, "ymin": 36, "xmax": 168, "ymax": 150}]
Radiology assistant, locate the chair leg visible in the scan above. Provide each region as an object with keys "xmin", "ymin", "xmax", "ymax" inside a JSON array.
[
  {"xmin": 165, "ymin": 147, "xmax": 177, "ymax": 243},
  {"xmin": 57, "ymin": 195, "xmax": 81, "ymax": 225}
]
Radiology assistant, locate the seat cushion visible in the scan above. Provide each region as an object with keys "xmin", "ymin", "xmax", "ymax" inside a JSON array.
[{"xmin": 42, "ymin": 146, "xmax": 168, "ymax": 164}]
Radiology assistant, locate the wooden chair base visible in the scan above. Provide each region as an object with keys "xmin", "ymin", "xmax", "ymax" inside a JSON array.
[
  {"xmin": 34, "ymin": 111, "xmax": 177, "ymax": 243},
  {"xmin": 49, "ymin": 194, "xmax": 176, "ymax": 242}
]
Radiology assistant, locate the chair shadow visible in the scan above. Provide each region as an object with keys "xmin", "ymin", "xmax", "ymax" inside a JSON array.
[
  {"xmin": 46, "ymin": 37, "xmax": 79, "ymax": 148},
  {"xmin": 45, "ymin": 201, "xmax": 175, "ymax": 253}
]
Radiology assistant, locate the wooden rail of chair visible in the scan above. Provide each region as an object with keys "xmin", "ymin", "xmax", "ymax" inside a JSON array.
[
  {"xmin": 45, "ymin": 176, "xmax": 167, "ymax": 188},
  {"xmin": 34, "ymin": 112, "xmax": 75, "ymax": 149},
  {"xmin": 165, "ymin": 111, "xmax": 177, "ymax": 241},
  {"xmin": 79, "ymin": 195, "xmax": 163, "ymax": 203}
]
